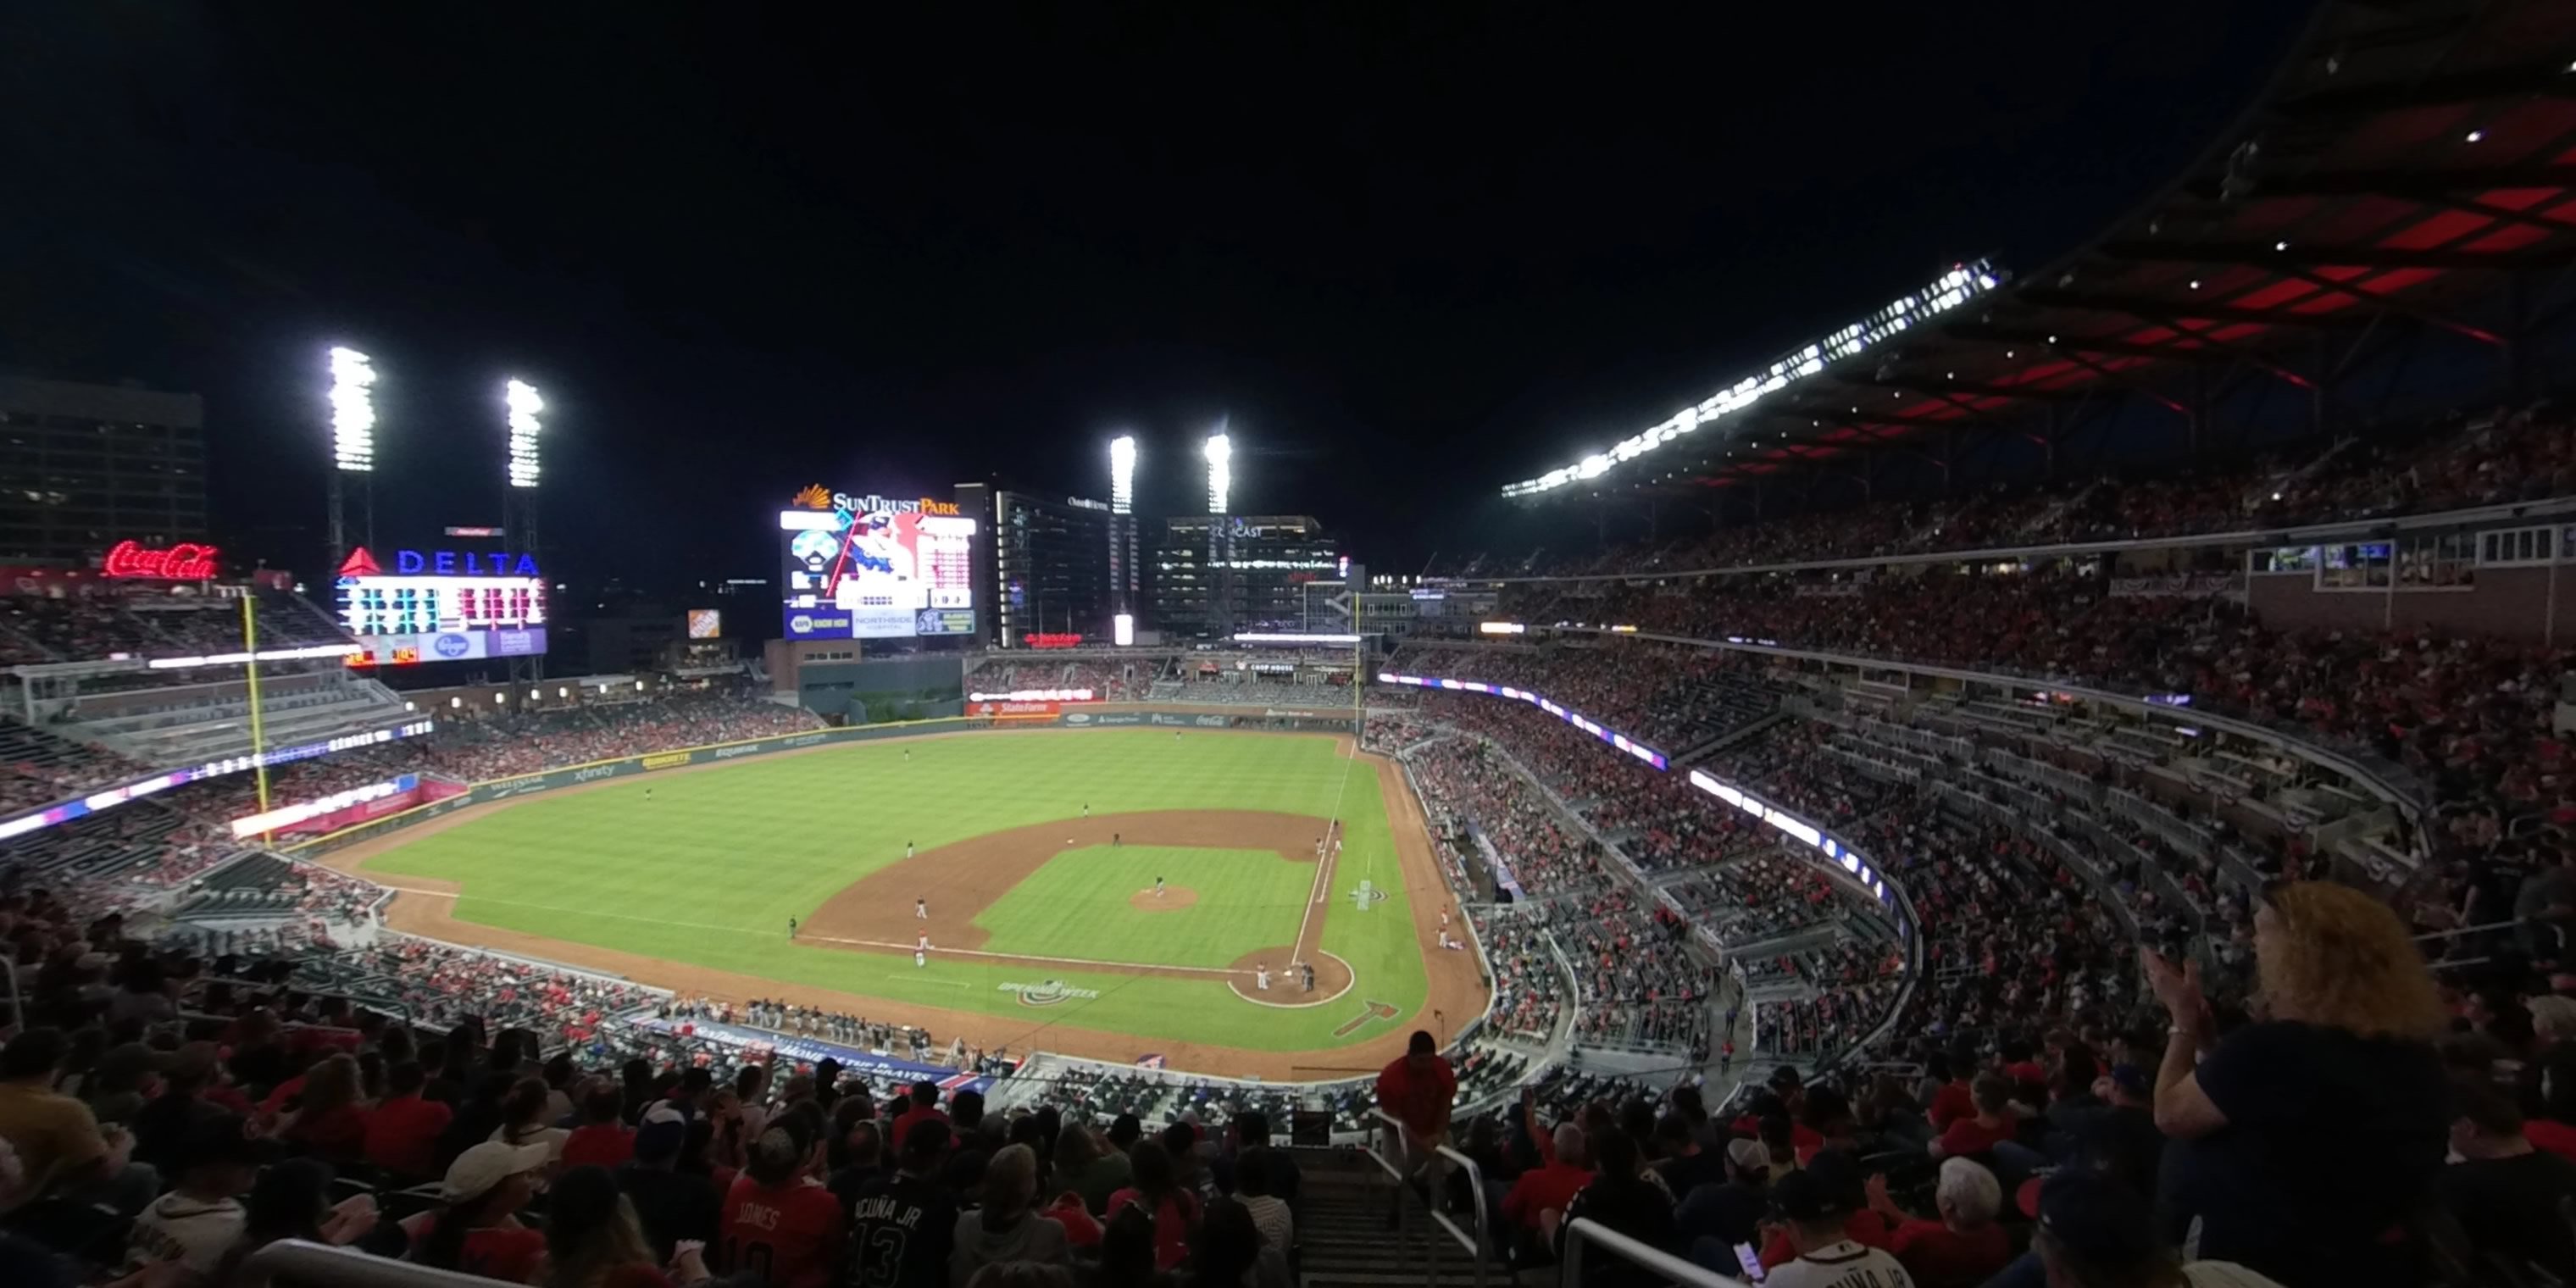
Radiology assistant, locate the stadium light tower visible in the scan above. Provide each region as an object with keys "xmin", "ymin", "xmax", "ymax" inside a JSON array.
[
  {"xmin": 500, "ymin": 376, "xmax": 547, "ymax": 685},
  {"xmin": 1109, "ymin": 435, "xmax": 1136, "ymax": 515},
  {"xmin": 504, "ymin": 379, "xmax": 544, "ymax": 489},
  {"xmin": 325, "ymin": 346, "xmax": 378, "ymax": 558},
  {"xmin": 1203, "ymin": 430, "xmax": 1231, "ymax": 514},
  {"xmin": 1108, "ymin": 436, "xmax": 1137, "ymax": 642}
]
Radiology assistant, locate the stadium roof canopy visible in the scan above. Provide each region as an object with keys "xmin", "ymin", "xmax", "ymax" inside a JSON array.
[{"xmin": 1501, "ymin": 0, "xmax": 2576, "ymax": 502}]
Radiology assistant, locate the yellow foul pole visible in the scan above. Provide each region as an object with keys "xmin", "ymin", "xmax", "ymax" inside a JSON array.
[{"xmin": 242, "ymin": 597, "xmax": 273, "ymax": 841}]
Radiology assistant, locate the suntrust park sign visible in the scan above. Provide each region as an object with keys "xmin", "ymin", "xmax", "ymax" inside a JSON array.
[{"xmin": 790, "ymin": 484, "xmax": 960, "ymax": 517}]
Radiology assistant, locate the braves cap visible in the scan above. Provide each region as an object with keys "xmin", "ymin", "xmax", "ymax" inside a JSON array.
[{"xmin": 633, "ymin": 1105, "xmax": 689, "ymax": 1163}]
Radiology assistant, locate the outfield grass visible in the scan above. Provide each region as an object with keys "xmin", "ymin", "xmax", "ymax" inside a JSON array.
[
  {"xmin": 353, "ymin": 729, "xmax": 1425, "ymax": 1051},
  {"xmin": 974, "ymin": 845, "xmax": 1309, "ymax": 969}
]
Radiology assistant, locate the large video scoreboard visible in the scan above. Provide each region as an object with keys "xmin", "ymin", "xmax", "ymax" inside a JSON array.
[
  {"xmin": 336, "ymin": 546, "xmax": 549, "ymax": 665},
  {"xmin": 779, "ymin": 486, "xmax": 977, "ymax": 640}
]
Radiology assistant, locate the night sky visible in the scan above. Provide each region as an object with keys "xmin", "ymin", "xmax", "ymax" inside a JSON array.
[{"xmin": 0, "ymin": 3, "xmax": 2312, "ymax": 592}]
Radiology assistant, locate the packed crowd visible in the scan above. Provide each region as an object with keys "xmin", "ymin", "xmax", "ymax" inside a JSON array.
[
  {"xmin": 0, "ymin": 875, "xmax": 1353, "ymax": 1288},
  {"xmin": 0, "ymin": 589, "xmax": 350, "ymax": 667},
  {"xmin": 419, "ymin": 694, "xmax": 826, "ymax": 781},
  {"xmin": 1524, "ymin": 887, "xmax": 1715, "ymax": 1058},
  {"xmin": 657, "ymin": 997, "xmax": 1015, "ymax": 1079},
  {"xmin": 1466, "ymin": 399, "xmax": 2576, "ymax": 580}
]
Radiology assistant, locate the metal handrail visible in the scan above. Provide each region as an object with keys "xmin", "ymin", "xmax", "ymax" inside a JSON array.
[
  {"xmin": 1563, "ymin": 1216, "xmax": 1749, "ymax": 1288},
  {"xmin": 1367, "ymin": 1106, "xmax": 1490, "ymax": 1288},
  {"xmin": 243, "ymin": 1238, "xmax": 509, "ymax": 1287}
]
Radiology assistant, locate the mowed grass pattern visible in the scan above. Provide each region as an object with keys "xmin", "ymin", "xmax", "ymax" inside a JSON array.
[
  {"xmin": 974, "ymin": 846, "xmax": 1310, "ymax": 969},
  {"xmin": 355, "ymin": 729, "xmax": 1427, "ymax": 1051}
]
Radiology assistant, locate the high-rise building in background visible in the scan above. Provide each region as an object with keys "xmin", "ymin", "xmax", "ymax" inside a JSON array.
[
  {"xmin": 991, "ymin": 490, "xmax": 1119, "ymax": 646},
  {"xmin": 0, "ymin": 375, "xmax": 208, "ymax": 564},
  {"xmin": 1149, "ymin": 514, "xmax": 1335, "ymax": 639}
]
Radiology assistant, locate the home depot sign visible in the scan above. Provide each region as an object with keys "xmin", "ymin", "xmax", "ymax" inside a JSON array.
[{"xmin": 102, "ymin": 541, "xmax": 220, "ymax": 580}]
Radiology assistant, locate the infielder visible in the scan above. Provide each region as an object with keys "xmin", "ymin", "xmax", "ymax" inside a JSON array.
[
  {"xmin": 915, "ymin": 897, "xmax": 927, "ymax": 919},
  {"xmin": 1256, "ymin": 965, "xmax": 1271, "ymax": 991},
  {"xmin": 906, "ymin": 840, "xmax": 915, "ymax": 858}
]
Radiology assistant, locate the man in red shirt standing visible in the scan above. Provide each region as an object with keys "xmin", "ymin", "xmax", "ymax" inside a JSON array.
[
  {"xmin": 889, "ymin": 1080, "xmax": 947, "ymax": 1147},
  {"xmin": 1375, "ymin": 1030, "xmax": 1457, "ymax": 1219}
]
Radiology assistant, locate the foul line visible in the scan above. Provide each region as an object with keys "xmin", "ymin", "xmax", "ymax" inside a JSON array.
[
  {"xmin": 1291, "ymin": 738, "xmax": 1364, "ymax": 956},
  {"xmin": 375, "ymin": 884, "xmax": 1251, "ymax": 978}
]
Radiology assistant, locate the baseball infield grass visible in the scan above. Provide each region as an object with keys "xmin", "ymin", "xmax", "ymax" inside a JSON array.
[{"xmin": 353, "ymin": 730, "xmax": 1426, "ymax": 1051}]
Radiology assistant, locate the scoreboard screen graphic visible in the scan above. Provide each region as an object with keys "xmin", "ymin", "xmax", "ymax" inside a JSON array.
[
  {"xmin": 779, "ymin": 487, "xmax": 976, "ymax": 640},
  {"xmin": 335, "ymin": 546, "xmax": 550, "ymax": 665}
]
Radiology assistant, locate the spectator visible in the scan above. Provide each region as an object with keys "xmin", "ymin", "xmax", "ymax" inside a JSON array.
[
  {"xmin": 1106, "ymin": 1140, "xmax": 1201, "ymax": 1273},
  {"xmin": 405, "ymin": 1140, "xmax": 552, "ymax": 1284},
  {"xmin": 619, "ymin": 1108, "xmax": 719, "ymax": 1266},
  {"xmin": 495, "ymin": 1074, "xmax": 571, "ymax": 1161},
  {"xmin": 1759, "ymin": 1158, "xmax": 1914, "ymax": 1288},
  {"xmin": 2145, "ymin": 882, "xmax": 2450, "ymax": 1288},
  {"xmin": 1557, "ymin": 1127, "xmax": 1677, "ymax": 1285},
  {"xmin": 1927, "ymin": 1074, "xmax": 2017, "ymax": 1160},
  {"xmin": 116, "ymin": 1113, "xmax": 262, "ymax": 1285},
  {"xmin": 1374, "ymin": 1030, "xmax": 1456, "ymax": 1191},
  {"xmin": 364, "ymin": 1061, "xmax": 453, "ymax": 1183},
  {"xmin": 218, "ymin": 1156, "xmax": 388, "ymax": 1279},
  {"xmin": 1677, "ymin": 1138, "xmax": 1774, "ymax": 1266},
  {"xmin": 2029, "ymin": 1172, "xmax": 2285, "ymax": 1288},
  {"xmin": 2439, "ymin": 1074, "xmax": 2576, "ymax": 1283},
  {"xmin": 848, "ymin": 1119, "xmax": 958, "ymax": 1288},
  {"xmin": 717, "ymin": 1110, "xmax": 841, "ymax": 1288},
  {"xmin": 0, "ymin": 1026, "xmax": 147, "ymax": 1213},
  {"xmin": 891, "ymin": 1082, "xmax": 947, "ymax": 1144},
  {"xmin": 1186, "ymin": 1197, "xmax": 1282, "ymax": 1288},
  {"xmin": 1232, "ymin": 1146, "xmax": 1292, "ymax": 1253},
  {"xmin": 564, "ymin": 1085, "xmax": 638, "ymax": 1169},
  {"xmin": 950, "ymin": 1142, "xmax": 1068, "ymax": 1286},
  {"xmin": 129, "ymin": 1044, "xmax": 226, "ymax": 1176},
  {"xmin": 277, "ymin": 1053, "xmax": 367, "ymax": 1165},
  {"xmin": 1501, "ymin": 1122, "xmax": 1592, "ymax": 1244},
  {"xmin": 1055, "ymin": 1123, "xmax": 1130, "ymax": 1217},
  {"xmin": 1092, "ymin": 1204, "xmax": 1166, "ymax": 1288},
  {"xmin": 547, "ymin": 1163, "xmax": 710, "ymax": 1288},
  {"xmin": 1865, "ymin": 1158, "xmax": 2009, "ymax": 1288}
]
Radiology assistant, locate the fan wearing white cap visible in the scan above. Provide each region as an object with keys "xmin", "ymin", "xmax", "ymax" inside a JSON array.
[{"xmin": 400, "ymin": 1140, "xmax": 552, "ymax": 1284}]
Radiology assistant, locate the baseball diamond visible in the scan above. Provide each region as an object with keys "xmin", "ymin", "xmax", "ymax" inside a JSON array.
[{"xmin": 319, "ymin": 725, "xmax": 1487, "ymax": 1079}]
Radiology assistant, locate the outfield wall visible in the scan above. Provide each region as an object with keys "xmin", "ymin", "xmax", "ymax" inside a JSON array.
[{"xmin": 286, "ymin": 708, "xmax": 1360, "ymax": 858}]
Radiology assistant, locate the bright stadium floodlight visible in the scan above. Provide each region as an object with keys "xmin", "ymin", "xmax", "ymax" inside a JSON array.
[
  {"xmin": 1203, "ymin": 431, "xmax": 1231, "ymax": 514},
  {"xmin": 1109, "ymin": 436, "xmax": 1136, "ymax": 516},
  {"xmin": 1499, "ymin": 258, "xmax": 2005, "ymax": 497},
  {"xmin": 504, "ymin": 379, "xmax": 544, "ymax": 488},
  {"xmin": 329, "ymin": 347, "xmax": 377, "ymax": 472}
]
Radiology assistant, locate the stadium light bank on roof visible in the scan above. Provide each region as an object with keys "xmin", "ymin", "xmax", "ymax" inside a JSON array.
[{"xmin": 1501, "ymin": 259, "xmax": 2004, "ymax": 498}]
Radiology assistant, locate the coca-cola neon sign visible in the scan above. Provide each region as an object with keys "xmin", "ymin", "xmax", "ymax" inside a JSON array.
[{"xmin": 102, "ymin": 541, "xmax": 220, "ymax": 580}]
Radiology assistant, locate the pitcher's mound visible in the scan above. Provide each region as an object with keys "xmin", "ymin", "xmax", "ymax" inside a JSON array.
[{"xmin": 1130, "ymin": 887, "xmax": 1198, "ymax": 912}]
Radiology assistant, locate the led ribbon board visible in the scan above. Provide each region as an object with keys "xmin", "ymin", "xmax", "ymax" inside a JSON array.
[
  {"xmin": 0, "ymin": 720, "xmax": 436, "ymax": 843},
  {"xmin": 1374, "ymin": 671, "xmax": 1668, "ymax": 770}
]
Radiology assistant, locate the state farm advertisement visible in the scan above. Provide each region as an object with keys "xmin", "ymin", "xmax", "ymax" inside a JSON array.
[{"xmin": 970, "ymin": 699, "xmax": 1060, "ymax": 718}]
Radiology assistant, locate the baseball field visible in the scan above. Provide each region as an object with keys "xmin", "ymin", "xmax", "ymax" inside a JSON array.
[{"xmin": 321, "ymin": 727, "xmax": 1486, "ymax": 1078}]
